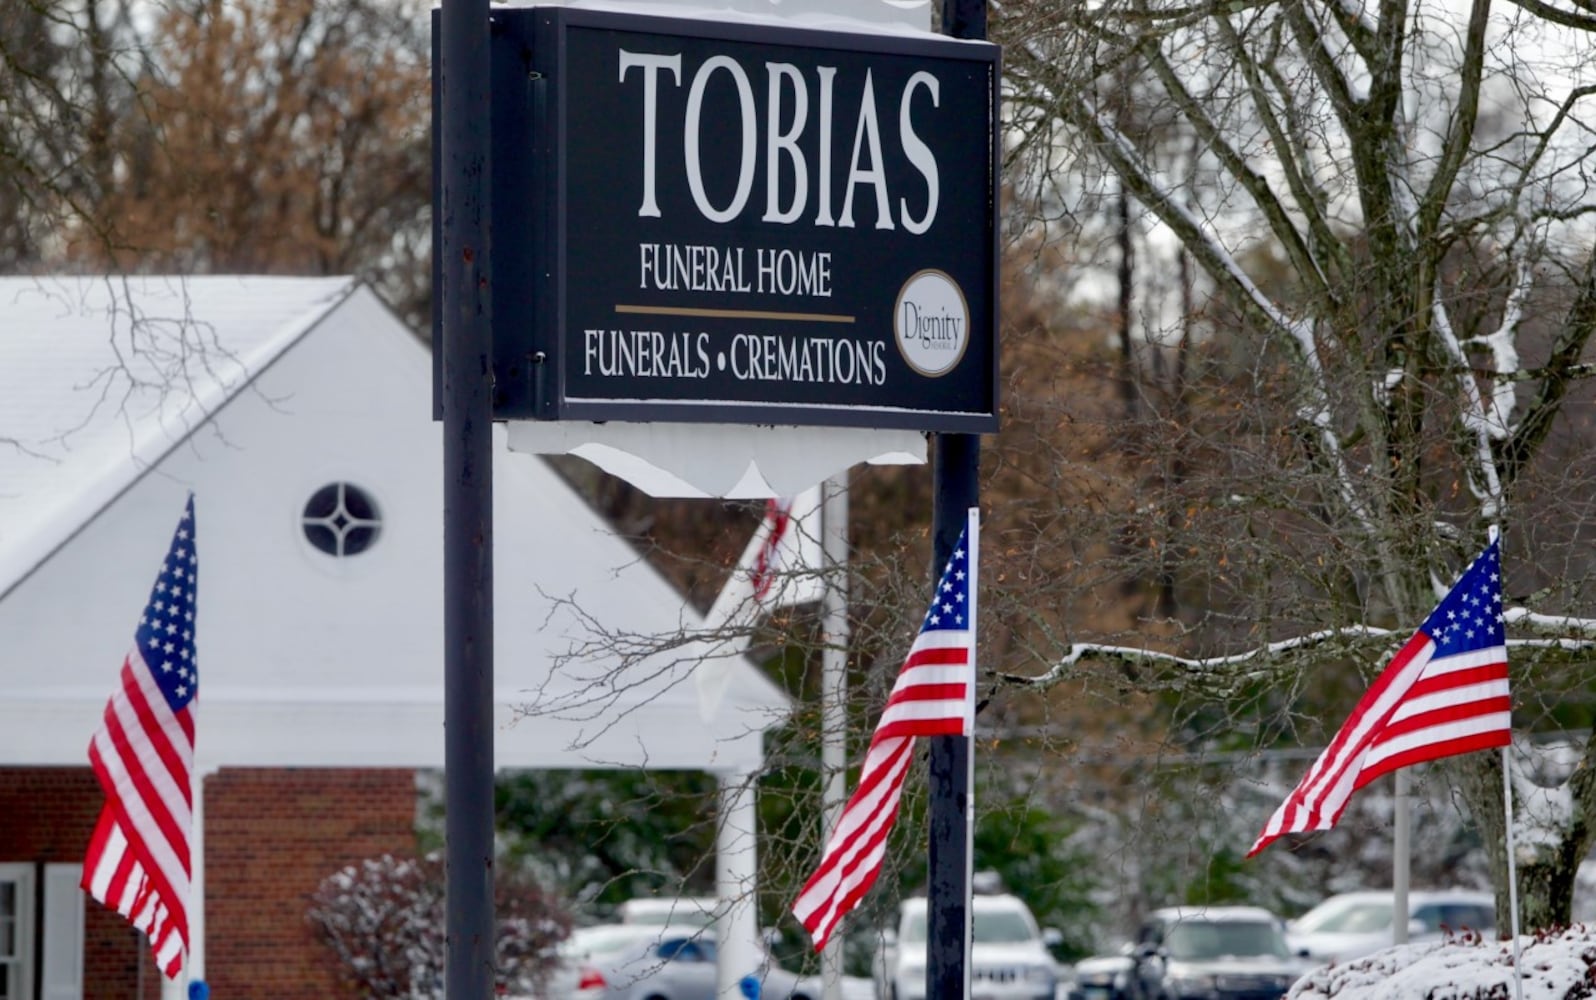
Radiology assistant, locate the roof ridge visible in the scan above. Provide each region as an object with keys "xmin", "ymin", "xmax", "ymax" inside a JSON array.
[{"xmin": 0, "ymin": 275, "xmax": 360, "ymax": 601}]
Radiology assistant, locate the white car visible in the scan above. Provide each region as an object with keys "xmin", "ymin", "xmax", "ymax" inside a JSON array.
[
  {"xmin": 549, "ymin": 924, "xmax": 812, "ymax": 1000},
  {"xmin": 1286, "ymin": 889, "xmax": 1496, "ymax": 964},
  {"xmin": 545, "ymin": 924, "xmax": 683, "ymax": 1000},
  {"xmin": 617, "ymin": 897, "xmax": 720, "ymax": 928},
  {"xmin": 873, "ymin": 894, "xmax": 1062, "ymax": 1000}
]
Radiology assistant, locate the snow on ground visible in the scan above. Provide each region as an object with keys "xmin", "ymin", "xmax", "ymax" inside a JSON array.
[{"xmin": 1289, "ymin": 926, "xmax": 1596, "ymax": 998}]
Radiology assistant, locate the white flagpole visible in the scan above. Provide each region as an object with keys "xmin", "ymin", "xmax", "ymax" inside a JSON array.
[
  {"xmin": 1484, "ymin": 525, "xmax": 1521, "ymax": 1000},
  {"xmin": 1393, "ymin": 768, "xmax": 1410, "ymax": 946},
  {"xmin": 819, "ymin": 477, "xmax": 850, "ymax": 1000},
  {"xmin": 963, "ymin": 507, "xmax": 980, "ymax": 1000},
  {"xmin": 1502, "ymin": 744, "xmax": 1523, "ymax": 1000}
]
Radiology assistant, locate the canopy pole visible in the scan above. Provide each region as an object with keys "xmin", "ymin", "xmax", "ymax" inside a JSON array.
[{"xmin": 716, "ymin": 770, "xmax": 760, "ymax": 1000}]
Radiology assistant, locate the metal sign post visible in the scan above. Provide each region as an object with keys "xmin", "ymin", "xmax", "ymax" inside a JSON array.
[
  {"xmin": 927, "ymin": 437, "xmax": 978, "ymax": 1000},
  {"xmin": 435, "ymin": 7, "xmax": 999, "ymax": 998},
  {"xmin": 438, "ymin": 0, "xmax": 496, "ymax": 996},
  {"xmin": 927, "ymin": 5, "xmax": 986, "ymax": 1000}
]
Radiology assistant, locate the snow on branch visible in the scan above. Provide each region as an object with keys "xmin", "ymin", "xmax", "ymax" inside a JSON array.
[
  {"xmin": 1504, "ymin": 607, "xmax": 1596, "ymax": 637},
  {"xmin": 999, "ymin": 624, "xmax": 1401, "ymax": 690},
  {"xmin": 1429, "ymin": 283, "xmax": 1508, "ymax": 519},
  {"xmin": 1006, "ymin": 610, "xmax": 1596, "ymax": 692}
]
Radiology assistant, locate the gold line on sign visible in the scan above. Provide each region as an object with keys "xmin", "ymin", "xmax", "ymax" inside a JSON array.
[{"xmin": 615, "ymin": 304, "xmax": 856, "ymax": 324}]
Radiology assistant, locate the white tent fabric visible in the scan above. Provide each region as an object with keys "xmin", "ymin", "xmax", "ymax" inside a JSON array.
[{"xmin": 0, "ymin": 275, "xmax": 791, "ymax": 775}]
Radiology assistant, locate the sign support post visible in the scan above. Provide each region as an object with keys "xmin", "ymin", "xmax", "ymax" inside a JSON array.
[
  {"xmin": 928, "ymin": 5, "xmax": 986, "ymax": 1000},
  {"xmin": 439, "ymin": 14, "xmax": 1000, "ymax": 1000},
  {"xmin": 928, "ymin": 436, "xmax": 978, "ymax": 1000},
  {"xmin": 439, "ymin": 0, "xmax": 497, "ymax": 996}
]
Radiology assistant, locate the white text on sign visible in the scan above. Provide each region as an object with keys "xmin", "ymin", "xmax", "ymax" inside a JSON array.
[{"xmin": 619, "ymin": 50, "xmax": 941, "ymax": 233}]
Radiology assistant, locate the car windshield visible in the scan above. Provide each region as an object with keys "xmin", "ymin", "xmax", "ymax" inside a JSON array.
[
  {"xmin": 974, "ymin": 910, "xmax": 1038, "ymax": 943},
  {"xmin": 901, "ymin": 909, "xmax": 1035, "ymax": 945},
  {"xmin": 1164, "ymin": 921, "xmax": 1290, "ymax": 960},
  {"xmin": 1294, "ymin": 899, "xmax": 1393, "ymax": 934}
]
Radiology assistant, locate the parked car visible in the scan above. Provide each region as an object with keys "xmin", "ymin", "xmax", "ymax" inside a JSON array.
[
  {"xmin": 563, "ymin": 925, "xmax": 811, "ymax": 1000},
  {"xmin": 873, "ymin": 894, "xmax": 1063, "ymax": 1000},
  {"xmin": 546, "ymin": 924, "xmax": 684, "ymax": 1000},
  {"xmin": 1285, "ymin": 889, "xmax": 1496, "ymax": 964},
  {"xmin": 1068, "ymin": 906, "xmax": 1303, "ymax": 1000},
  {"xmin": 618, "ymin": 897, "xmax": 720, "ymax": 928}
]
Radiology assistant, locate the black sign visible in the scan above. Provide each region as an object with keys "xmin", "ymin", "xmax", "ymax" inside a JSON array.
[{"xmin": 478, "ymin": 8, "xmax": 999, "ymax": 431}]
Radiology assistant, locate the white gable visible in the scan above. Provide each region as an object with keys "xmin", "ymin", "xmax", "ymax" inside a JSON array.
[{"xmin": 0, "ymin": 276, "xmax": 788, "ymax": 774}]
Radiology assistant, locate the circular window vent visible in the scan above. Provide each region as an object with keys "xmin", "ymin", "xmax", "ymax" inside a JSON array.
[{"xmin": 302, "ymin": 482, "xmax": 382, "ymax": 557}]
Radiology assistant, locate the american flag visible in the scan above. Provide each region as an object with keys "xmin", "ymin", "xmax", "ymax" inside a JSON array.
[
  {"xmin": 698, "ymin": 488, "xmax": 826, "ymax": 719},
  {"xmin": 83, "ymin": 495, "xmax": 198, "ymax": 977},
  {"xmin": 749, "ymin": 498, "xmax": 795, "ymax": 603},
  {"xmin": 792, "ymin": 510, "xmax": 978, "ymax": 951},
  {"xmin": 1249, "ymin": 535, "xmax": 1510, "ymax": 856}
]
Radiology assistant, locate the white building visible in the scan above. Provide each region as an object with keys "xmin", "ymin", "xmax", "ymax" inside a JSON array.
[{"xmin": 0, "ymin": 275, "xmax": 788, "ymax": 998}]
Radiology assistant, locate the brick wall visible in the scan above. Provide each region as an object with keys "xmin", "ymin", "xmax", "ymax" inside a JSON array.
[
  {"xmin": 0, "ymin": 766, "xmax": 416, "ymax": 1000},
  {"xmin": 0, "ymin": 768, "xmax": 162, "ymax": 1000},
  {"xmin": 205, "ymin": 767, "xmax": 417, "ymax": 999}
]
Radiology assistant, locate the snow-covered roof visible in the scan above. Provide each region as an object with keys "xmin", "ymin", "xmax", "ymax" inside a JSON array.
[
  {"xmin": 0, "ymin": 275, "xmax": 789, "ymax": 774},
  {"xmin": 0, "ymin": 275, "xmax": 355, "ymax": 599}
]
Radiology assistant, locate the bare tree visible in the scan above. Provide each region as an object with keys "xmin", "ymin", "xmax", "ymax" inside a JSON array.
[
  {"xmin": 0, "ymin": 0, "xmax": 154, "ymax": 269},
  {"xmin": 2, "ymin": 0, "xmax": 431, "ymax": 327},
  {"xmin": 992, "ymin": 0, "xmax": 1596, "ymax": 929}
]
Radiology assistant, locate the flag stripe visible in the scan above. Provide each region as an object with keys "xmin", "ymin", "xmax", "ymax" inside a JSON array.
[
  {"xmin": 89, "ymin": 699, "xmax": 192, "ymax": 885},
  {"xmin": 96, "ymin": 656, "xmax": 193, "ymax": 819},
  {"xmin": 801, "ymin": 738, "xmax": 917, "ymax": 896},
  {"xmin": 1359, "ymin": 726, "xmax": 1513, "ymax": 788},
  {"xmin": 891, "ymin": 663, "xmax": 974, "ymax": 688},
  {"xmin": 82, "ymin": 497, "xmax": 197, "ymax": 980},
  {"xmin": 875, "ymin": 716, "xmax": 968, "ymax": 741},
  {"xmin": 884, "ymin": 684, "xmax": 971, "ymax": 710},
  {"xmin": 1360, "ymin": 707, "xmax": 1513, "ymax": 780},
  {"xmin": 1287, "ymin": 634, "xmax": 1434, "ymax": 816},
  {"xmin": 104, "ymin": 659, "xmax": 192, "ymax": 794},
  {"xmin": 1379, "ymin": 679, "xmax": 1509, "ymax": 736},
  {"xmin": 792, "ymin": 737, "xmax": 915, "ymax": 924},
  {"xmin": 903, "ymin": 642, "xmax": 970, "ymax": 665},
  {"xmin": 794, "ymin": 739, "xmax": 913, "ymax": 902},
  {"xmin": 1251, "ymin": 634, "xmax": 1435, "ymax": 846},
  {"xmin": 1250, "ymin": 538, "xmax": 1509, "ymax": 858},
  {"xmin": 793, "ymin": 511, "xmax": 978, "ymax": 951}
]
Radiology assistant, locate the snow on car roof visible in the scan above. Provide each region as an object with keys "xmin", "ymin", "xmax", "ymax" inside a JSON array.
[
  {"xmin": 1151, "ymin": 905, "xmax": 1282, "ymax": 923},
  {"xmin": 900, "ymin": 893, "xmax": 1030, "ymax": 912}
]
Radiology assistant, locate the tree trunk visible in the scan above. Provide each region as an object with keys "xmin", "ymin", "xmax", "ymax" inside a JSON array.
[{"xmin": 1451, "ymin": 748, "xmax": 1593, "ymax": 934}]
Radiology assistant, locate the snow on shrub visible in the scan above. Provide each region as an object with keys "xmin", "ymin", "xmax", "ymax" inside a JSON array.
[
  {"xmin": 1289, "ymin": 926, "xmax": 1596, "ymax": 999},
  {"xmin": 307, "ymin": 852, "xmax": 573, "ymax": 999}
]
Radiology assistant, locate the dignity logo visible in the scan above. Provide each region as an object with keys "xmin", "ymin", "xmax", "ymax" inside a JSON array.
[{"xmin": 894, "ymin": 269, "xmax": 969, "ymax": 377}]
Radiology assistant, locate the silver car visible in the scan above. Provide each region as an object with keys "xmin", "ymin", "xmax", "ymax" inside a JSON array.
[
  {"xmin": 561, "ymin": 926, "xmax": 809, "ymax": 1000},
  {"xmin": 873, "ymin": 895, "xmax": 1062, "ymax": 1000},
  {"xmin": 1123, "ymin": 906, "xmax": 1303, "ymax": 1000},
  {"xmin": 1285, "ymin": 889, "xmax": 1496, "ymax": 964}
]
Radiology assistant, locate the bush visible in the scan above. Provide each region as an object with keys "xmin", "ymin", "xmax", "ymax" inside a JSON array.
[{"xmin": 307, "ymin": 853, "xmax": 573, "ymax": 998}]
